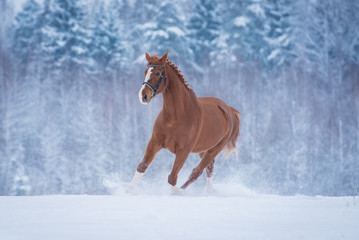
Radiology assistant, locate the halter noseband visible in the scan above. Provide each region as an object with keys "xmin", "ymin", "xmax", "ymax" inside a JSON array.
[{"xmin": 142, "ymin": 65, "xmax": 167, "ymax": 97}]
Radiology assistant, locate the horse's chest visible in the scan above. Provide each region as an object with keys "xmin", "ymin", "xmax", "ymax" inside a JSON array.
[
  {"xmin": 159, "ymin": 124, "xmax": 196, "ymax": 154},
  {"xmin": 154, "ymin": 111, "xmax": 202, "ymax": 154},
  {"xmin": 161, "ymin": 127, "xmax": 181, "ymax": 153}
]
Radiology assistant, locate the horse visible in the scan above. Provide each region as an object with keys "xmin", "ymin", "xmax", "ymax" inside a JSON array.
[{"xmin": 127, "ymin": 51, "xmax": 240, "ymax": 193}]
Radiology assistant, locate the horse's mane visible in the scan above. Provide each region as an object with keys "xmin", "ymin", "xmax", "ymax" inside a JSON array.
[
  {"xmin": 166, "ymin": 59, "xmax": 194, "ymax": 93},
  {"xmin": 150, "ymin": 54, "xmax": 193, "ymax": 93}
]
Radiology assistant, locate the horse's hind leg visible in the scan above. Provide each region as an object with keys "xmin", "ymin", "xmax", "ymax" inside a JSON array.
[
  {"xmin": 199, "ymin": 152, "xmax": 215, "ymax": 190},
  {"xmin": 181, "ymin": 151, "xmax": 219, "ymax": 190},
  {"xmin": 206, "ymin": 160, "xmax": 214, "ymax": 178}
]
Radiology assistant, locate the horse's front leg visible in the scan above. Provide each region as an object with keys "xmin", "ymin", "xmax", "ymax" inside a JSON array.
[
  {"xmin": 168, "ymin": 149, "xmax": 190, "ymax": 194},
  {"xmin": 127, "ymin": 138, "xmax": 161, "ymax": 192}
]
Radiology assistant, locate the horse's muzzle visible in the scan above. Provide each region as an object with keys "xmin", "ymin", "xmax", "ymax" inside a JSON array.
[
  {"xmin": 139, "ymin": 89, "xmax": 152, "ymax": 104},
  {"xmin": 142, "ymin": 93, "xmax": 151, "ymax": 104}
]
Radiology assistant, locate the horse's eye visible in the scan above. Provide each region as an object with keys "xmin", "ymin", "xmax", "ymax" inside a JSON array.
[{"xmin": 156, "ymin": 73, "xmax": 160, "ymax": 76}]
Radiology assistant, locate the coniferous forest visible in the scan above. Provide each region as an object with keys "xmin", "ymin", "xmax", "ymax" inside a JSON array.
[{"xmin": 0, "ymin": 0, "xmax": 358, "ymax": 196}]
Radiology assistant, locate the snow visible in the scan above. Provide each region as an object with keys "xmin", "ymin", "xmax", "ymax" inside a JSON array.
[
  {"xmin": 234, "ymin": 16, "xmax": 250, "ymax": 27},
  {"xmin": 72, "ymin": 46, "xmax": 86, "ymax": 55},
  {"xmin": 56, "ymin": 39, "xmax": 66, "ymax": 47},
  {"xmin": 145, "ymin": 30, "xmax": 169, "ymax": 40},
  {"xmin": 139, "ymin": 22, "xmax": 157, "ymax": 30},
  {"xmin": 0, "ymin": 186, "xmax": 358, "ymax": 240},
  {"xmin": 265, "ymin": 34, "xmax": 288, "ymax": 45},
  {"xmin": 268, "ymin": 49, "xmax": 280, "ymax": 60},
  {"xmin": 248, "ymin": 3, "xmax": 265, "ymax": 18},
  {"xmin": 167, "ymin": 26, "xmax": 185, "ymax": 36}
]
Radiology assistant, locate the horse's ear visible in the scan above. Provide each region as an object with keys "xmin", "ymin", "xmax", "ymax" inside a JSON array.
[
  {"xmin": 145, "ymin": 52, "xmax": 151, "ymax": 62},
  {"xmin": 160, "ymin": 50, "xmax": 169, "ymax": 65}
]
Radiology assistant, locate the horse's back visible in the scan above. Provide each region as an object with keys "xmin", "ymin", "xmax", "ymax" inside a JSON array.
[
  {"xmin": 199, "ymin": 97, "xmax": 238, "ymax": 118},
  {"xmin": 199, "ymin": 97, "xmax": 239, "ymax": 130}
]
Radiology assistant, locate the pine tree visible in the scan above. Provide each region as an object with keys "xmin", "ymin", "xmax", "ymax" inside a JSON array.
[
  {"xmin": 37, "ymin": 0, "xmax": 90, "ymax": 193},
  {"xmin": 13, "ymin": 0, "xmax": 42, "ymax": 69},
  {"xmin": 9, "ymin": 144, "xmax": 31, "ymax": 195},
  {"xmin": 225, "ymin": 1, "xmax": 266, "ymax": 65},
  {"xmin": 41, "ymin": 0, "xmax": 91, "ymax": 75},
  {"xmin": 262, "ymin": 0, "xmax": 297, "ymax": 70},
  {"xmin": 139, "ymin": 1, "xmax": 191, "ymax": 69},
  {"xmin": 90, "ymin": 0, "xmax": 125, "ymax": 78},
  {"xmin": 187, "ymin": 0, "xmax": 221, "ymax": 67},
  {"xmin": 0, "ymin": 1, "xmax": 15, "ymax": 194}
]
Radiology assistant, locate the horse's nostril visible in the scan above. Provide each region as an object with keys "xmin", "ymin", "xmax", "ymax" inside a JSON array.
[{"xmin": 143, "ymin": 94, "xmax": 147, "ymax": 101}]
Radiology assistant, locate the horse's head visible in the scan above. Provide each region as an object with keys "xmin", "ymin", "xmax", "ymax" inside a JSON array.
[{"xmin": 139, "ymin": 51, "xmax": 169, "ymax": 104}]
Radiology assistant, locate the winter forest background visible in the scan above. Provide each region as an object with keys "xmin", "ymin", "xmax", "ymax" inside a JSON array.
[{"xmin": 0, "ymin": 0, "xmax": 358, "ymax": 196}]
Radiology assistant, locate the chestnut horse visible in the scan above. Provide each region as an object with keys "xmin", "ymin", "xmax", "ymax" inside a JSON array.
[{"xmin": 128, "ymin": 51, "xmax": 240, "ymax": 193}]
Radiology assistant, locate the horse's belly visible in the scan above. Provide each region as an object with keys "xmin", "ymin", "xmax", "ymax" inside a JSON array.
[{"xmin": 192, "ymin": 124, "xmax": 224, "ymax": 152}]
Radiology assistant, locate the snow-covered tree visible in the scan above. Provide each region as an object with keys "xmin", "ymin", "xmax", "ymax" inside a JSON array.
[
  {"xmin": 13, "ymin": 0, "xmax": 42, "ymax": 69},
  {"xmin": 225, "ymin": 1, "xmax": 266, "ymax": 64},
  {"xmin": 262, "ymin": 0, "xmax": 297, "ymax": 69},
  {"xmin": 90, "ymin": 0, "xmax": 125, "ymax": 78},
  {"xmin": 9, "ymin": 145, "xmax": 31, "ymax": 196},
  {"xmin": 41, "ymin": 0, "xmax": 91, "ymax": 74},
  {"xmin": 139, "ymin": 1, "xmax": 191, "ymax": 69},
  {"xmin": 187, "ymin": 0, "xmax": 221, "ymax": 67}
]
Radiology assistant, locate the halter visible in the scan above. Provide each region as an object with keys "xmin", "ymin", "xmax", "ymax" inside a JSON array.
[{"xmin": 142, "ymin": 65, "xmax": 167, "ymax": 97}]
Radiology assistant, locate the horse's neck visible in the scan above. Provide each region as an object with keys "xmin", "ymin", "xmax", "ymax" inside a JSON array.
[{"xmin": 162, "ymin": 66, "xmax": 198, "ymax": 121}]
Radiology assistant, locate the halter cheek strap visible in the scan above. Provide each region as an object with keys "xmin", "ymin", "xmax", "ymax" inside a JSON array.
[{"xmin": 142, "ymin": 65, "xmax": 167, "ymax": 97}]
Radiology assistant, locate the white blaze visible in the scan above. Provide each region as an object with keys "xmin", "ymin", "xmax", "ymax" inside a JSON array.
[{"xmin": 138, "ymin": 67, "xmax": 153, "ymax": 104}]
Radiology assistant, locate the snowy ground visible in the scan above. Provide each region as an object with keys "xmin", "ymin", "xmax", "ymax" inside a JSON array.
[{"xmin": 0, "ymin": 184, "xmax": 358, "ymax": 240}]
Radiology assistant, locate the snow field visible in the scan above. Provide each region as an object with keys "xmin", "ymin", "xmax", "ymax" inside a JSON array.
[{"xmin": 0, "ymin": 186, "xmax": 358, "ymax": 240}]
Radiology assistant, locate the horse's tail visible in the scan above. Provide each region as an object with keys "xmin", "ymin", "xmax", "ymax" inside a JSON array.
[{"xmin": 224, "ymin": 107, "xmax": 240, "ymax": 159}]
